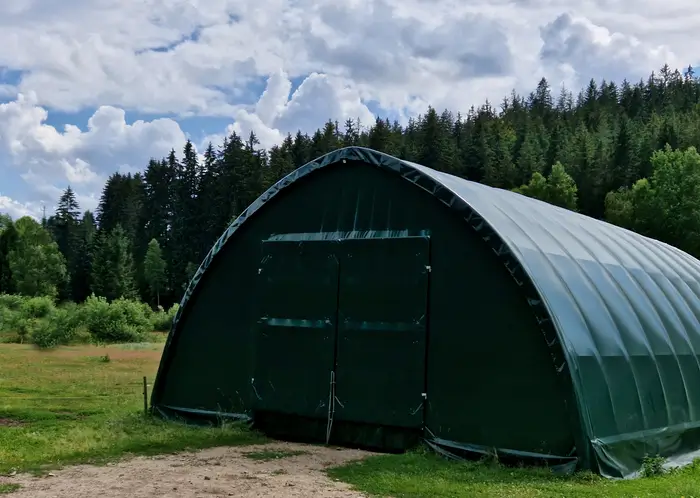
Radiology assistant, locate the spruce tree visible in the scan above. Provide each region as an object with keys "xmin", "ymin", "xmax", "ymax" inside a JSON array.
[
  {"xmin": 143, "ymin": 238, "xmax": 167, "ymax": 307},
  {"xmin": 91, "ymin": 224, "xmax": 137, "ymax": 301},
  {"xmin": 49, "ymin": 186, "xmax": 81, "ymax": 300}
]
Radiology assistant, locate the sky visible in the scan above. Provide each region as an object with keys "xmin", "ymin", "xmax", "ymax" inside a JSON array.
[{"xmin": 0, "ymin": 0, "xmax": 697, "ymax": 220}]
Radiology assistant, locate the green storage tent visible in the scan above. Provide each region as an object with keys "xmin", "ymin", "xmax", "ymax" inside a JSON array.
[{"xmin": 151, "ymin": 146, "xmax": 700, "ymax": 478}]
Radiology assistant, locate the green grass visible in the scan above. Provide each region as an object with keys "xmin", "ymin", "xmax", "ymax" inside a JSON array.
[
  {"xmin": 0, "ymin": 342, "xmax": 264, "ymax": 475},
  {"xmin": 328, "ymin": 449, "xmax": 700, "ymax": 498},
  {"xmin": 243, "ymin": 449, "xmax": 309, "ymax": 461},
  {"xmin": 0, "ymin": 484, "xmax": 20, "ymax": 494},
  {"xmin": 6, "ymin": 339, "xmax": 700, "ymax": 497}
]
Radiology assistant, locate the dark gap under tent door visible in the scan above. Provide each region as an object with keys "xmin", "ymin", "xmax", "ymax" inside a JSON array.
[
  {"xmin": 334, "ymin": 236, "xmax": 430, "ymax": 429},
  {"xmin": 251, "ymin": 239, "xmax": 339, "ymax": 419}
]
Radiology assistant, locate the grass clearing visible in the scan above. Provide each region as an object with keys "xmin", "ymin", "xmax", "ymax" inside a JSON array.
[
  {"xmin": 328, "ymin": 448, "xmax": 700, "ymax": 498},
  {"xmin": 243, "ymin": 449, "xmax": 309, "ymax": 461},
  {"xmin": 4, "ymin": 338, "xmax": 700, "ymax": 497},
  {"xmin": 0, "ymin": 342, "xmax": 265, "ymax": 475}
]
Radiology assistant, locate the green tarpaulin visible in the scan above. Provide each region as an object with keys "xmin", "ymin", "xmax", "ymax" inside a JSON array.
[{"xmin": 151, "ymin": 146, "xmax": 700, "ymax": 478}]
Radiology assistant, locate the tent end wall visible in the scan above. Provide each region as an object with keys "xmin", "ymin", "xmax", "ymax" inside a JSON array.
[{"xmin": 151, "ymin": 157, "xmax": 582, "ymax": 472}]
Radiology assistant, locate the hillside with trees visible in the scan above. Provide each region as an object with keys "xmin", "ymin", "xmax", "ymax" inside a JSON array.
[{"xmin": 2, "ymin": 64, "xmax": 700, "ymax": 320}]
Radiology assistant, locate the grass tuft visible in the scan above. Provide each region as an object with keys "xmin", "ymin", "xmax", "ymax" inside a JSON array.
[
  {"xmin": 243, "ymin": 449, "xmax": 309, "ymax": 461},
  {"xmin": 0, "ymin": 484, "xmax": 20, "ymax": 494}
]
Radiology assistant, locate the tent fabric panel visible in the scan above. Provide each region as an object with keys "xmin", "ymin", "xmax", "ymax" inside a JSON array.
[
  {"xmin": 250, "ymin": 239, "xmax": 339, "ymax": 419},
  {"xmin": 334, "ymin": 236, "xmax": 430, "ymax": 429}
]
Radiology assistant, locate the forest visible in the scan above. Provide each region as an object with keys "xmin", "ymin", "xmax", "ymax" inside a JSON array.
[{"xmin": 2, "ymin": 63, "xmax": 700, "ymax": 336}]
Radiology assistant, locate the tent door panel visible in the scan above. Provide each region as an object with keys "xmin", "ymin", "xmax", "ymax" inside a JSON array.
[
  {"xmin": 335, "ymin": 236, "xmax": 430, "ymax": 428},
  {"xmin": 251, "ymin": 239, "xmax": 339, "ymax": 418}
]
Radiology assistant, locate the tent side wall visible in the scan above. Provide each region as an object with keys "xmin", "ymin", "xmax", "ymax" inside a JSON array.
[{"xmin": 151, "ymin": 161, "xmax": 579, "ymax": 459}]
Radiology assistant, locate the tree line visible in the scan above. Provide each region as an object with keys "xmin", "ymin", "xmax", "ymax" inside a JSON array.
[{"xmin": 2, "ymin": 63, "xmax": 700, "ymax": 308}]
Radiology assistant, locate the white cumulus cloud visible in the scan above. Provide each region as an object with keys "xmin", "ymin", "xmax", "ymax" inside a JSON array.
[
  {"xmin": 0, "ymin": 92, "xmax": 187, "ymax": 212},
  {"xmin": 225, "ymin": 71, "xmax": 375, "ymax": 149},
  {"xmin": 0, "ymin": 0, "xmax": 698, "ymax": 217},
  {"xmin": 0, "ymin": 194, "xmax": 40, "ymax": 219},
  {"xmin": 539, "ymin": 13, "xmax": 680, "ymax": 85}
]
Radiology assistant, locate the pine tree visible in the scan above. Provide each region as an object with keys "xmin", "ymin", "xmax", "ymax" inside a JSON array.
[
  {"xmin": 0, "ymin": 215, "xmax": 18, "ymax": 294},
  {"xmin": 48, "ymin": 186, "xmax": 81, "ymax": 300},
  {"xmin": 72, "ymin": 211, "xmax": 96, "ymax": 302},
  {"xmin": 170, "ymin": 142, "xmax": 200, "ymax": 293},
  {"xmin": 91, "ymin": 225, "xmax": 137, "ymax": 301},
  {"xmin": 143, "ymin": 238, "xmax": 167, "ymax": 307},
  {"xmin": 516, "ymin": 123, "xmax": 546, "ymax": 184}
]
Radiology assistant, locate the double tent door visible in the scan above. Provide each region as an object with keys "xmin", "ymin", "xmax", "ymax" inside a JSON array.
[{"xmin": 250, "ymin": 235, "xmax": 430, "ymax": 430}]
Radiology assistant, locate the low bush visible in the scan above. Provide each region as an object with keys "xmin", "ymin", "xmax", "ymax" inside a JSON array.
[
  {"xmin": 0, "ymin": 293, "xmax": 176, "ymax": 348},
  {"xmin": 0, "ymin": 293, "xmax": 24, "ymax": 311},
  {"xmin": 81, "ymin": 295, "xmax": 152, "ymax": 343},
  {"xmin": 30, "ymin": 305, "xmax": 92, "ymax": 348},
  {"xmin": 151, "ymin": 303, "xmax": 179, "ymax": 332},
  {"xmin": 0, "ymin": 310, "xmax": 41, "ymax": 344},
  {"xmin": 20, "ymin": 296, "xmax": 56, "ymax": 319}
]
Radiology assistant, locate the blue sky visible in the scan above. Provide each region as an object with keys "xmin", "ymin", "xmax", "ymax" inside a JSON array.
[{"xmin": 0, "ymin": 0, "xmax": 695, "ymax": 219}]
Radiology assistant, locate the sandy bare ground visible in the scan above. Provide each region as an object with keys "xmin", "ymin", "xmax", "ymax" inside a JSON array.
[{"xmin": 0, "ymin": 442, "xmax": 375, "ymax": 497}]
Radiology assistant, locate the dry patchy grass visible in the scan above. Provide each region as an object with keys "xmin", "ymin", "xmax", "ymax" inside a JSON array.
[{"xmin": 0, "ymin": 342, "xmax": 263, "ymax": 475}]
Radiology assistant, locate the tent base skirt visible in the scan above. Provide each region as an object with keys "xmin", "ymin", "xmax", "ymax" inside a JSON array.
[
  {"xmin": 424, "ymin": 435, "xmax": 579, "ymax": 475},
  {"xmin": 151, "ymin": 405, "xmax": 580, "ymax": 475},
  {"xmin": 252, "ymin": 410, "xmax": 423, "ymax": 452}
]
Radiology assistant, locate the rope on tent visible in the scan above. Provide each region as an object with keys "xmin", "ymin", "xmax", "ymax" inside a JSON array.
[
  {"xmin": 409, "ymin": 400, "xmax": 424, "ymax": 416},
  {"xmin": 325, "ymin": 370, "xmax": 335, "ymax": 444},
  {"xmin": 250, "ymin": 378, "xmax": 262, "ymax": 400}
]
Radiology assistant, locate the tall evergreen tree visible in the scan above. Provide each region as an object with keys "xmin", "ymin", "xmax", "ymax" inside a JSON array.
[
  {"xmin": 0, "ymin": 215, "xmax": 18, "ymax": 294},
  {"xmin": 48, "ymin": 186, "xmax": 82, "ymax": 300},
  {"xmin": 143, "ymin": 238, "xmax": 167, "ymax": 307},
  {"xmin": 72, "ymin": 211, "xmax": 96, "ymax": 303},
  {"xmin": 90, "ymin": 224, "xmax": 137, "ymax": 301}
]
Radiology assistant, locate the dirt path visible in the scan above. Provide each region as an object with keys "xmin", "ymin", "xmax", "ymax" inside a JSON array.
[{"xmin": 0, "ymin": 443, "xmax": 374, "ymax": 497}]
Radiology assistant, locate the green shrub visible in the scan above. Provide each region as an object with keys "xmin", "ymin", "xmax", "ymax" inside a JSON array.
[
  {"xmin": 640, "ymin": 454, "xmax": 667, "ymax": 477},
  {"xmin": 56, "ymin": 301, "xmax": 92, "ymax": 343},
  {"xmin": 31, "ymin": 305, "xmax": 92, "ymax": 349},
  {"xmin": 82, "ymin": 295, "xmax": 152, "ymax": 343},
  {"xmin": 1, "ymin": 293, "xmax": 171, "ymax": 346},
  {"xmin": 0, "ymin": 293, "xmax": 24, "ymax": 311},
  {"xmin": 30, "ymin": 318, "xmax": 63, "ymax": 349},
  {"xmin": 20, "ymin": 295, "xmax": 56, "ymax": 318},
  {"xmin": 0, "ymin": 311, "xmax": 40, "ymax": 343},
  {"xmin": 0, "ymin": 295, "xmax": 57, "ymax": 344},
  {"xmin": 151, "ymin": 303, "xmax": 179, "ymax": 332},
  {"xmin": 16, "ymin": 317, "xmax": 42, "ymax": 344},
  {"xmin": 0, "ymin": 307, "xmax": 16, "ymax": 341}
]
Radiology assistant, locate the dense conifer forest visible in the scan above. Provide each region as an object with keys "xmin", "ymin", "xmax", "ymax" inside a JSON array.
[{"xmin": 2, "ymin": 64, "xmax": 700, "ymax": 312}]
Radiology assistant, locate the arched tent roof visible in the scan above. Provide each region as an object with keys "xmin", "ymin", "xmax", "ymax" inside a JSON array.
[{"xmin": 153, "ymin": 146, "xmax": 700, "ymax": 478}]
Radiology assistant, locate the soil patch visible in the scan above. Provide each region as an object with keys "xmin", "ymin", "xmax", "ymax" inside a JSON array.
[
  {"xmin": 0, "ymin": 442, "xmax": 375, "ymax": 497},
  {"xmin": 0, "ymin": 418, "xmax": 24, "ymax": 427}
]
